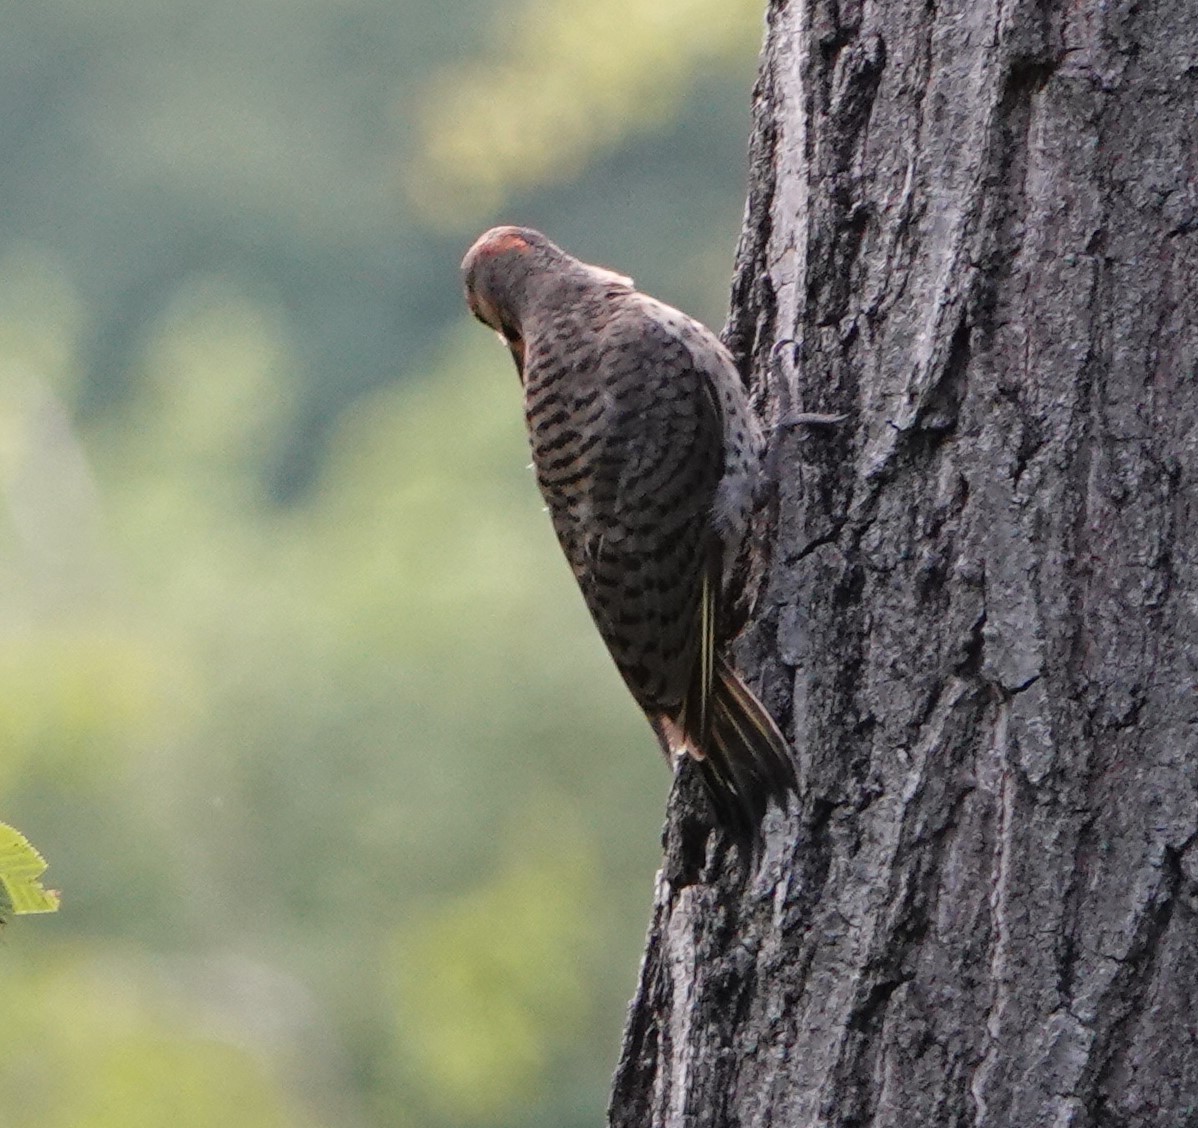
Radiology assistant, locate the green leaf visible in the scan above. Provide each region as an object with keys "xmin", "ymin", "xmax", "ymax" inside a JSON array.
[{"xmin": 0, "ymin": 822, "xmax": 60, "ymax": 918}]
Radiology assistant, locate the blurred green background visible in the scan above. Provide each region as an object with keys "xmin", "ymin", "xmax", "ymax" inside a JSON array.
[{"xmin": 0, "ymin": 1, "xmax": 762, "ymax": 1124}]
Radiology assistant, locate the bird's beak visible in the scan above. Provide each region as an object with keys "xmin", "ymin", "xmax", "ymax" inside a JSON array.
[{"xmin": 504, "ymin": 333, "xmax": 526, "ymax": 383}]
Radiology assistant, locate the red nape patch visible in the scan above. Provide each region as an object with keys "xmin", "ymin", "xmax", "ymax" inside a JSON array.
[{"xmin": 475, "ymin": 229, "xmax": 530, "ymax": 258}]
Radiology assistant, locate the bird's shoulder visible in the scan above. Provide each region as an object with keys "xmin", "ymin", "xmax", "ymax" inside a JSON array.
[{"xmin": 595, "ymin": 292, "xmax": 730, "ymax": 370}]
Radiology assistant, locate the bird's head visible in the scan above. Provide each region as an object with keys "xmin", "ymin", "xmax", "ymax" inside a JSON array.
[
  {"xmin": 461, "ymin": 226, "xmax": 555, "ymax": 379},
  {"xmin": 462, "ymin": 226, "xmax": 551, "ymax": 327}
]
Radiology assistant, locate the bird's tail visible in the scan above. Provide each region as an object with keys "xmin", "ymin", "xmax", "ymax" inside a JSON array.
[{"xmin": 693, "ymin": 656, "xmax": 796, "ymax": 833}]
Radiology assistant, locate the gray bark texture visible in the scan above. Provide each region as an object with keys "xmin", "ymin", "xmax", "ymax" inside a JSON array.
[{"xmin": 609, "ymin": 1, "xmax": 1198, "ymax": 1125}]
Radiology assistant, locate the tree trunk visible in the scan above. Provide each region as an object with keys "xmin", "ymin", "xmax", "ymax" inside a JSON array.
[{"xmin": 609, "ymin": 1, "xmax": 1198, "ymax": 1125}]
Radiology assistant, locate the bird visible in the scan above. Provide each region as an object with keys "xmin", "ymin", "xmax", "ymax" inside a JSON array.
[{"xmin": 461, "ymin": 225, "xmax": 795, "ymax": 832}]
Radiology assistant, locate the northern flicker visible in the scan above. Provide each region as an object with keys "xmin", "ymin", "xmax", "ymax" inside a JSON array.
[{"xmin": 462, "ymin": 225, "xmax": 795, "ymax": 830}]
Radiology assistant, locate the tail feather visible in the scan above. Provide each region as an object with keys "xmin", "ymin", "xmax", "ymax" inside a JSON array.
[{"xmin": 693, "ymin": 656, "xmax": 796, "ymax": 833}]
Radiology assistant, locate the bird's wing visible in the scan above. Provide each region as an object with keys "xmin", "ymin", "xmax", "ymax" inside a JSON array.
[{"xmin": 576, "ymin": 318, "xmax": 724, "ymax": 727}]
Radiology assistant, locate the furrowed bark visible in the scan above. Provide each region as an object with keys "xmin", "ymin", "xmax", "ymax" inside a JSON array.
[{"xmin": 610, "ymin": 1, "xmax": 1198, "ymax": 1125}]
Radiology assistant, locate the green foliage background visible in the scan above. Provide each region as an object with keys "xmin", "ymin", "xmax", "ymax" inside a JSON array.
[{"xmin": 0, "ymin": 1, "xmax": 762, "ymax": 1123}]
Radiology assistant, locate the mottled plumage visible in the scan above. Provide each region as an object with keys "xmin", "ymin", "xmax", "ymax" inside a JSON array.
[{"xmin": 462, "ymin": 225, "xmax": 795, "ymax": 830}]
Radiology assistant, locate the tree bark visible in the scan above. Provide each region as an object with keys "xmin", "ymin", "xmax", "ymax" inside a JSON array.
[{"xmin": 609, "ymin": 1, "xmax": 1198, "ymax": 1125}]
